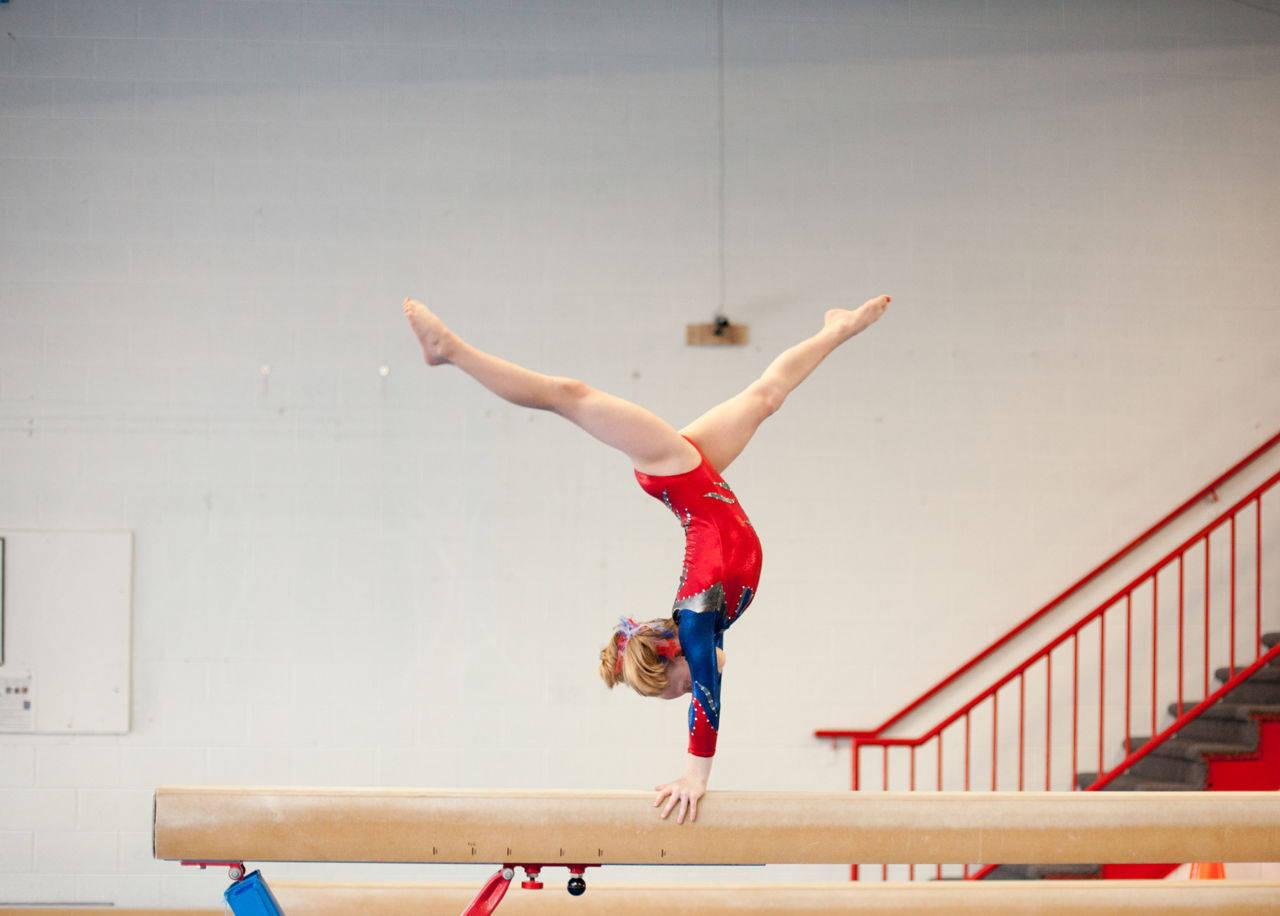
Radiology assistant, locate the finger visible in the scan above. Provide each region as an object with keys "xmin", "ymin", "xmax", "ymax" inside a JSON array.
[
  {"xmin": 653, "ymin": 786, "xmax": 672, "ymax": 807},
  {"xmin": 676, "ymin": 796, "xmax": 689, "ymax": 825},
  {"xmin": 689, "ymin": 796, "xmax": 698, "ymax": 822},
  {"xmin": 661, "ymin": 795, "xmax": 678, "ymax": 819}
]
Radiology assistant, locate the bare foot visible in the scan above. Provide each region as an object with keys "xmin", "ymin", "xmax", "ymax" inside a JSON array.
[
  {"xmin": 825, "ymin": 295, "xmax": 890, "ymax": 341},
  {"xmin": 403, "ymin": 297, "xmax": 455, "ymax": 365}
]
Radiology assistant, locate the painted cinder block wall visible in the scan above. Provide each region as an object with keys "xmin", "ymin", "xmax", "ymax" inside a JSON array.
[{"xmin": 1, "ymin": 0, "xmax": 1278, "ymax": 907}]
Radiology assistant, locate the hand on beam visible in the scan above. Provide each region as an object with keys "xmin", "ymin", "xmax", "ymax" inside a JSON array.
[{"xmin": 654, "ymin": 754, "xmax": 713, "ymax": 824}]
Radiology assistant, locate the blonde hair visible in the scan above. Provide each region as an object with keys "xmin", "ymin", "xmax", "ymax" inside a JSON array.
[{"xmin": 598, "ymin": 617, "xmax": 678, "ymax": 697}]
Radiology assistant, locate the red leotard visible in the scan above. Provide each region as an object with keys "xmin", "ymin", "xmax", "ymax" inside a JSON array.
[{"xmin": 634, "ymin": 437, "xmax": 762, "ymax": 757}]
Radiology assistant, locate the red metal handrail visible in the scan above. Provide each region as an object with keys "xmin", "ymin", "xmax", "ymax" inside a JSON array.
[
  {"xmin": 830, "ymin": 469, "xmax": 1277, "ymax": 754},
  {"xmin": 816, "ymin": 429, "xmax": 1280, "ymax": 743},
  {"xmin": 816, "ymin": 430, "xmax": 1279, "ymax": 883}
]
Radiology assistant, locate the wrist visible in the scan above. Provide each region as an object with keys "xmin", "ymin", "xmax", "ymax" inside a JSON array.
[{"xmin": 684, "ymin": 754, "xmax": 713, "ymax": 782}]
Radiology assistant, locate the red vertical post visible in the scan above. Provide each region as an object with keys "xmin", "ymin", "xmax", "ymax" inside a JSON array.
[
  {"xmin": 1257, "ymin": 498, "xmax": 1264, "ymax": 658},
  {"xmin": 1152, "ymin": 574, "xmax": 1159, "ymax": 738},
  {"xmin": 1045, "ymin": 653, "xmax": 1053, "ymax": 791},
  {"xmin": 1204, "ymin": 535, "xmax": 1211, "ymax": 699},
  {"xmin": 1098, "ymin": 613, "xmax": 1106, "ymax": 779},
  {"xmin": 1018, "ymin": 671, "xmax": 1026, "ymax": 792},
  {"xmin": 1125, "ymin": 593, "xmax": 1132, "ymax": 754},
  {"xmin": 936, "ymin": 734, "xmax": 943, "ymax": 791},
  {"xmin": 1230, "ymin": 513, "xmax": 1237, "ymax": 676},
  {"xmin": 1072, "ymin": 632, "xmax": 1079, "ymax": 789},
  {"xmin": 991, "ymin": 693, "xmax": 999, "ymax": 791},
  {"xmin": 1178, "ymin": 552, "xmax": 1185, "ymax": 717}
]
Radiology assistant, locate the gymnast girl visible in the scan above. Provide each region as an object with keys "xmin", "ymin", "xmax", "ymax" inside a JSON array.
[{"xmin": 403, "ymin": 294, "xmax": 889, "ymax": 825}]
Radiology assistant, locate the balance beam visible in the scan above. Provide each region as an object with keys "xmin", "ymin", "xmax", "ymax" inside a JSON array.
[
  {"xmin": 152, "ymin": 787, "xmax": 1280, "ymax": 865},
  {"xmin": 264, "ymin": 880, "xmax": 1280, "ymax": 915}
]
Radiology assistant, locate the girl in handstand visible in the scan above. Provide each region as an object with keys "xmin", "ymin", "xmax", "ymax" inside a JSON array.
[{"xmin": 403, "ymin": 295, "xmax": 889, "ymax": 825}]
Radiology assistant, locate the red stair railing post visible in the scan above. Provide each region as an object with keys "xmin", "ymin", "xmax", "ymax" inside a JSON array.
[
  {"xmin": 1256, "ymin": 498, "xmax": 1262, "ymax": 655},
  {"xmin": 963, "ymin": 713, "xmax": 971, "ymax": 790},
  {"xmin": 1230, "ymin": 513, "xmax": 1237, "ymax": 676},
  {"xmin": 1256, "ymin": 498, "xmax": 1262, "ymax": 656},
  {"xmin": 1045, "ymin": 655, "xmax": 1052, "ymax": 790},
  {"xmin": 1098, "ymin": 613, "xmax": 1106, "ymax": 780},
  {"xmin": 1125, "ymin": 593, "xmax": 1133, "ymax": 754},
  {"xmin": 936, "ymin": 736, "xmax": 943, "ymax": 791},
  {"xmin": 991, "ymin": 693, "xmax": 998, "ymax": 790},
  {"xmin": 1177, "ymin": 553, "xmax": 1184, "ymax": 717},
  {"xmin": 1204, "ymin": 534, "xmax": 1211, "ymax": 698},
  {"xmin": 1152, "ymin": 575, "xmax": 1159, "ymax": 738},
  {"xmin": 1018, "ymin": 672, "xmax": 1026, "ymax": 791},
  {"xmin": 1071, "ymin": 632, "xmax": 1079, "ymax": 789}
]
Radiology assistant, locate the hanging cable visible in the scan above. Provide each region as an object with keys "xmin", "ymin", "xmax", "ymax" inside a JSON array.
[{"xmin": 716, "ymin": 0, "xmax": 726, "ymax": 320}]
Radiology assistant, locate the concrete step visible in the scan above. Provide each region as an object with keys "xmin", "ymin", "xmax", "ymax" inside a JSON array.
[
  {"xmin": 1127, "ymin": 736, "xmax": 1258, "ymax": 760},
  {"xmin": 1217, "ymin": 665, "xmax": 1280, "ymax": 685},
  {"xmin": 1223, "ymin": 679, "xmax": 1280, "ymax": 704},
  {"xmin": 1127, "ymin": 745, "xmax": 1207, "ymax": 784},
  {"xmin": 1076, "ymin": 771, "xmax": 1199, "ymax": 790},
  {"xmin": 1126, "ymin": 736, "xmax": 1254, "ymax": 777},
  {"xmin": 1174, "ymin": 681, "xmax": 1280, "ymax": 708},
  {"xmin": 1172, "ymin": 703, "xmax": 1268, "ymax": 744},
  {"xmin": 1168, "ymin": 700, "xmax": 1280, "ymax": 718},
  {"xmin": 985, "ymin": 863, "xmax": 1101, "ymax": 880}
]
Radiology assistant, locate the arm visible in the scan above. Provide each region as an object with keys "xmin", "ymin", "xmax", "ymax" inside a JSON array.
[
  {"xmin": 653, "ymin": 607, "xmax": 722, "ymax": 823},
  {"xmin": 678, "ymin": 606, "xmax": 722, "ymax": 757}
]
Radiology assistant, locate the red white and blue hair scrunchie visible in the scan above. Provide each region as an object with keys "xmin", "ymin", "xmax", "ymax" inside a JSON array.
[{"xmin": 613, "ymin": 616, "xmax": 680, "ymax": 675}]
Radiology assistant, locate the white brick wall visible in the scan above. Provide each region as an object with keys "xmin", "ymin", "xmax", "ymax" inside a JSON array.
[{"xmin": 1, "ymin": 0, "xmax": 1279, "ymax": 907}]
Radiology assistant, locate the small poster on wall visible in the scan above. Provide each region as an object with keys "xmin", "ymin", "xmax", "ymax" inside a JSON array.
[
  {"xmin": 0, "ymin": 673, "xmax": 33, "ymax": 732},
  {"xmin": 0, "ymin": 530, "xmax": 131, "ymax": 733}
]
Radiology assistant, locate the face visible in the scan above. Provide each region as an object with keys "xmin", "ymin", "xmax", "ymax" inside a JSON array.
[
  {"xmin": 654, "ymin": 650, "xmax": 725, "ymax": 700},
  {"xmin": 657, "ymin": 656, "xmax": 691, "ymax": 700}
]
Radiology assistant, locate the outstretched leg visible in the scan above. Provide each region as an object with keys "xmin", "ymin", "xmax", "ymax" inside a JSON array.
[
  {"xmin": 403, "ymin": 298, "xmax": 699, "ymax": 476},
  {"xmin": 681, "ymin": 296, "xmax": 890, "ymax": 475}
]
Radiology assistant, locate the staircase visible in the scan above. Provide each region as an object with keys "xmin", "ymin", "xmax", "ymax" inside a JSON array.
[
  {"xmin": 987, "ymin": 631, "xmax": 1280, "ymax": 880},
  {"xmin": 815, "ymin": 430, "xmax": 1280, "ymax": 882}
]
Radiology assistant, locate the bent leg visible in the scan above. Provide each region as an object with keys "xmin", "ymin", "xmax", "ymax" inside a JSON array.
[
  {"xmin": 404, "ymin": 299, "xmax": 698, "ymax": 476},
  {"xmin": 681, "ymin": 296, "xmax": 890, "ymax": 474}
]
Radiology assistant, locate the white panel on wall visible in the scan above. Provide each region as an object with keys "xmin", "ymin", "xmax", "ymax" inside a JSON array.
[{"xmin": 0, "ymin": 530, "xmax": 131, "ymax": 733}]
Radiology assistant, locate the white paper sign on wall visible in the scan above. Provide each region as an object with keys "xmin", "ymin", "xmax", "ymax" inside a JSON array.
[
  {"xmin": 0, "ymin": 530, "xmax": 131, "ymax": 734},
  {"xmin": 0, "ymin": 672, "xmax": 34, "ymax": 732}
]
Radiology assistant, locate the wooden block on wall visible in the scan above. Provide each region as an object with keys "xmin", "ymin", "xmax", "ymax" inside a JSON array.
[{"xmin": 686, "ymin": 322, "xmax": 748, "ymax": 346}]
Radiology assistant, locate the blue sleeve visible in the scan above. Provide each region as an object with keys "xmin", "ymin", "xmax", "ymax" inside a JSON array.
[{"xmin": 678, "ymin": 609, "xmax": 722, "ymax": 757}]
